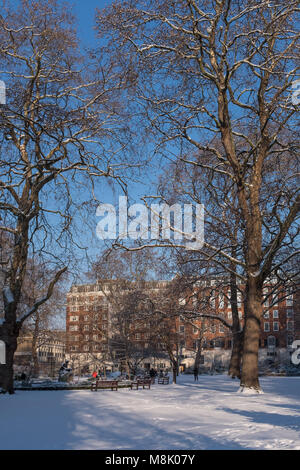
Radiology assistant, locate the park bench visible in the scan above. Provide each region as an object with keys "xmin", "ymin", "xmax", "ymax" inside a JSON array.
[
  {"xmin": 130, "ymin": 378, "xmax": 152, "ymax": 390},
  {"xmin": 91, "ymin": 379, "xmax": 118, "ymax": 391},
  {"xmin": 157, "ymin": 376, "xmax": 169, "ymax": 384}
]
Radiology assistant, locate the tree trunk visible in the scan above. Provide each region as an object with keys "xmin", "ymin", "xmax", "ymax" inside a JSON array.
[
  {"xmin": 228, "ymin": 254, "xmax": 242, "ymax": 379},
  {"xmin": 0, "ymin": 328, "xmax": 18, "ymax": 394},
  {"xmin": 228, "ymin": 330, "xmax": 243, "ymax": 379},
  {"xmin": 240, "ymin": 280, "xmax": 263, "ymax": 392},
  {"xmin": 172, "ymin": 366, "xmax": 177, "ymax": 384},
  {"xmin": 31, "ymin": 312, "xmax": 40, "ymax": 378}
]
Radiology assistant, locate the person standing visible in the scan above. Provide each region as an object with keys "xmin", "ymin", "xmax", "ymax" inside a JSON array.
[{"xmin": 193, "ymin": 367, "xmax": 199, "ymax": 381}]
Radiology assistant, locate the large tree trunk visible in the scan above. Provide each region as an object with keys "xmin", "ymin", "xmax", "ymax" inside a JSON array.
[
  {"xmin": 228, "ymin": 330, "xmax": 243, "ymax": 379},
  {"xmin": 228, "ymin": 271, "xmax": 243, "ymax": 379},
  {"xmin": 0, "ymin": 327, "xmax": 18, "ymax": 394},
  {"xmin": 240, "ymin": 279, "xmax": 263, "ymax": 392}
]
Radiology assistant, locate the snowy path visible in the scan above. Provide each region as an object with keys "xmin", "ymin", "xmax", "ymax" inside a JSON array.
[{"xmin": 0, "ymin": 375, "xmax": 299, "ymax": 450}]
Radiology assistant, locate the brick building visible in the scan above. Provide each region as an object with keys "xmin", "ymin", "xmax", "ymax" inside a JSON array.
[{"xmin": 66, "ymin": 278, "xmax": 300, "ymax": 373}]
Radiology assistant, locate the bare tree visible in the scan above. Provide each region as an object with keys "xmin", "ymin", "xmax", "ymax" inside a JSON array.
[
  {"xmin": 0, "ymin": 0, "xmax": 131, "ymax": 393},
  {"xmin": 96, "ymin": 0, "xmax": 300, "ymax": 392}
]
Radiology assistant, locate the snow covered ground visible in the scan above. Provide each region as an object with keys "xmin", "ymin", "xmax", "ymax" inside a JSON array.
[{"xmin": 0, "ymin": 374, "xmax": 299, "ymax": 450}]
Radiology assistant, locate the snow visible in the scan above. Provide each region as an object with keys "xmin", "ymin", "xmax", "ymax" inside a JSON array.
[
  {"xmin": 0, "ymin": 375, "xmax": 300, "ymax": 450},
  {"xmin": 3, "ymin": 287, "xmax": 14, "ymax": 304}
]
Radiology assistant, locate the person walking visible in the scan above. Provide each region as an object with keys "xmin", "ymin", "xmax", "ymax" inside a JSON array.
[{"xmin": 193, "ymin": 367, "xmax": 199, "ymax": 381}]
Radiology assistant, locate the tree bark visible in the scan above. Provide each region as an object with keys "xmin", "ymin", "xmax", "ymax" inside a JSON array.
[
  {"xmin": 228, "ymin": 271, "xmax": 242, "ymax": 379},
  {"xmin": 228, "ymin": 330, "xmax": 243, "ymax": 379},
  {"xmin": 0, "ymin": 326, "xmax": 19, "ymax": 394},
  {"xmin": 240, "ymin": 279, "xmax": 263, "ymax": 392}
]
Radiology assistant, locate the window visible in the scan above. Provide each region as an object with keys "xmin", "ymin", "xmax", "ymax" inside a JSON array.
[
  {"xmin": 263, "ymin": 288, "xmax": 269, "ymax": 307},
  {"xmin": 287, "ymin": 321, "xmax": 293, "ymax": 331},
  {"xmin": 273, "ymin": 310, "xmax": 278, "ymax": 319},
  {"xmin": 70, "ymin": 316, "xmax": 79, "ymax": 322},
  {"xmin": 84, "ymin": 315, "xmax": 89, "ymax": 321},
  {"xmin": 264, "ymin": 322, "xmax": 270, "ymax": 332},
  {"xmin": 180, "ymin": 325, "xmax": 185, "ymax": 333},
  {"xmin": 287, "ymin": 308, "xmax": 293, "ymax": 318},
  {"xmin": 93, "ymin": 334, "xmax": 98, "ymax": 341},
  {"xmin": 267, "ymin": 336, "xmax": 276, "ymax": 348},
  {"xmin": 286, "ymin": 294, "xmax": 293, "ymax": 307},
  {"xmin": 178, "ymin": 297, "xmax": 186, "ymax": 306},
  {"xmin": 263, "ymin": 311, "xmax": 269, "ymax": 319},
  {"xmin": 84, "ymin": 325, "xmax": 89, "ymax": 331},
  {"xmin": 83, "ymin": 344, "xmax": 89, "ymax": 351},
  {"xmin": 85, "ymin": 335, "xmax": 89, "ymax": 341},
  {"xmin": 219, "ymin": 324, "xmax": 224, "ymax": 333},
  {"xmin": 69, "ymin": 325, "xmax": 78, "ymax": 331},
  {"xmin": 273, "ymin": 322, "xmax": 279, "ymax": 331},
  {"xmin": 219, "ymin": 293, "xmax": 224, "ymax": 309}
]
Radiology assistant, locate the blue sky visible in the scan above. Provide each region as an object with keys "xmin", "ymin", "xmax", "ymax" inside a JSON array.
[{"xmin": 72, "ymin": 0, "xmax": 113, "ymax": 47}]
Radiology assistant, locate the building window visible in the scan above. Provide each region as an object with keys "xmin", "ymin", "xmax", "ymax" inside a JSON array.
[
  {"xmin": 286, "ymin": 293, "xmax": 293, "ymax": 307},
  {"xmin": 69, "ymin": 325, "xmax": 78, "ymax": 331},
  {"xmin": 179, "ymin": 325, "xmax": 185, "ymax": 333},
  {"xmin": 70, "ymin": 316, "xmax": 79, "ymax": 322},
  {"xmin": 273, "ymin": 310, "xmax": 278, "ymax": 319},
  {"xmin": 84, "ymin": 325, "xmax": 89, "ymax": 331},
  {"xmin": 287, "ymin": 309, "xmax": 293, "ymax": 318},
  {"xmin": 264, "ymin": 322, "xmax": 270, "ymax": 332},
  {"xmin": 267, "ymin": 336, "xmax": 276, "ymax": 348},
  {"xmin": 273, "ymin": 322, "xmax": 279, "ymax": 331},
  {"xmin": 287, "ymin": 321, "xmax": 293, "ymax": 331},
  {"xmin": 84, "ymin": 315, "xmax": 89, "ymax": 321},
  {"xmin": 83, "ymin": 344, "xmax": 89, "ymax": 351},
  {"xmin": 263, "ymin": 311, "xmax": 269, "ymax": 319}
]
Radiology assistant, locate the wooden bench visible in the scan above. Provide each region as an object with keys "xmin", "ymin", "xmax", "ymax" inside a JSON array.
[
  {"xmin": 130, "ymin": 378, "xmax": 151, "ymax": 390},
  {"xmin": 91, "ymin": 380, "xmax": 118, "ymax": 391},
  {"xmin": 158, "ymin": 376, "xmax": 169, "ymax": 384}
]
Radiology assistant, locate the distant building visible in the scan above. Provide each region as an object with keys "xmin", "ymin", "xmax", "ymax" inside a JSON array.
[
  {"xmin": 14, "ymin": 330, "xmax": 66, "ymax": 377},
  {"xmin": 65, "ymin": 278, "xmax": 300, "ymax": 373}
]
